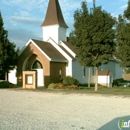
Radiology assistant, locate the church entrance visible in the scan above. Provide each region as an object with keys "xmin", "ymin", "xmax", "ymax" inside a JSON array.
[{"xmin": 32, "ymin": 60, "xmax": 44, "ymax": 87}]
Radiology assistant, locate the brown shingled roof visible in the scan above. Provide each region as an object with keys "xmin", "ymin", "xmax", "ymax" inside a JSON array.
[
  {"xmin": 98, "ymin": 70, "xmax": 111, "ymax": 76},
  {"xmin": 62, "ymin": 41, "xmax": 77, "ymax": 54},
  {"xmin": 41, "ymin": 0, "xmax": 68, "ymax": 28},
  {"xmin": 32, "ymin": 39, "xmax": 67, "ymax": 61},
  {"xmin": 59, "ymin": 45, "xmax": 75, "ymax": 60}
]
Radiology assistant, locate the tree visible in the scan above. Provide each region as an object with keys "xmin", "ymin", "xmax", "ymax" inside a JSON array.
[
  {"xmin": 124, "ymin": 0, "xmax": 130, "ymax": 20},
  {"xmin": 69, "ymin": 1, "xmax": 116, "ymax": 91},
  {"xmin": 0, "ymin": 12, "xmax": 18, "ymax": 80},
  {"xmin": 116, "ymin": 0, "xmax": 130, "ymax": 69}
]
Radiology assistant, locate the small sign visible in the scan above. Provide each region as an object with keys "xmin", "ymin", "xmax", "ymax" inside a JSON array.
[
  {"xmin": 26, "ymin": 75, "xmax": 33, "ymax": 84},
  {"xmin": 23, "ymin": 71, "xmax": 37, "ymax": 89}
]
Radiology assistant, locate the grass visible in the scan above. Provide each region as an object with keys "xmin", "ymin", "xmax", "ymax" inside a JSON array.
[{"xmin": 13, "ymin": 85, "xmax": 130, "ymax": 97}]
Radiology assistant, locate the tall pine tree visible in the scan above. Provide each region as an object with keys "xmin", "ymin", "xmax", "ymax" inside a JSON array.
[
  {"xmin": 69, "ymin": 1, "xmax": 116, "ymax": 91},
  {"xmin": 116, "ymin": 0, "xmax": 130, "ymax": 70},
  {"xmin": 0, "ymin": 12, "xmax": 18, "ymax": 80}
]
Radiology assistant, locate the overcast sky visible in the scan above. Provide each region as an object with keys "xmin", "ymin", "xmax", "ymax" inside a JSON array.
[{"xmin": 0, "ymin": 0, "xmax": 128, "ymax": 48}]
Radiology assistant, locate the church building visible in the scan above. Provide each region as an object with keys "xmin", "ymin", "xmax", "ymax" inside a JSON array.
[
  {"xmin": 17, "ymin": 0, "xmax": 77, "ymax": 87},
  {"xmin": 9, "ymin": 0, "xmax": 123, "ymax": 87}
]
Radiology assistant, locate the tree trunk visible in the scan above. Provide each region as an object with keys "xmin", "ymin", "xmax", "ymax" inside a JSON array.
[
  {"xmin": 88, "ymin": 67, "xmax": 91, "ymax": 88},
  {"xmin": 95, "ymin": 66, "xmax": 98, "ymax": 91},
  {"xmin": 5, "ymin": 72, "xmax": 8, "ymax": 81}
]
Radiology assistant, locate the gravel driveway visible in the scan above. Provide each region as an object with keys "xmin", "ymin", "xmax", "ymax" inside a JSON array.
[{"xmin": 0, "ymin": 89, "xmax": 130, "ymax": 130}]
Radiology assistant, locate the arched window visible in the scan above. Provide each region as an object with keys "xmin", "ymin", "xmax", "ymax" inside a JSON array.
[{"xmin": 32, "ymin": 60, "xmax": 43, "ymax": 69}]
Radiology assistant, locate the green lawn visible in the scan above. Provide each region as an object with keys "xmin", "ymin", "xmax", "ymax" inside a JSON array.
[{"xmin": 21, "ymin": 86, "xmax": 130, "ymax": 97}]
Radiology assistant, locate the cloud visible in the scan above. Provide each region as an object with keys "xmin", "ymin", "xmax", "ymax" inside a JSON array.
[
  {"xmin": 120, "ymin": 4, "xmax": 127, "ymax": 9},
  {"xmin": 2, "ymin": 0, "xmax": 84, "ymax": 29},
  {"xmin": 60, "ymin": 0, "xmax": 93, "ymax": 12},
  {"xmin": 1, "ymin": 0, "xmax": 48, "ymax": 11},
  {"xmin": 86, "ymin": 0, "xmax": 93, "ymax": 2},
  {"xmin": 111, "ymin": 13, "xmax": 118, "ymax": 19},
  {"xmin": 6, "ymin": 9, "xmax": 43, "ymax": 28},
  {"xmin": 8, "ymin": 28, "xmax": 42, "ymax": 48},
  {"xmin": 9, "ymin": 16, "xmax": 42, "ymax": 26},
  {"xmin": 6, "ymin": 0, "xmax": 83, "ymax": 36},
  {"xmin": 60, "ymin": 0, "xmax": 91, "ymax": 29},
  {"xmin": 2, "ymin": 0, "xmax": 127, "ymax": 49}
]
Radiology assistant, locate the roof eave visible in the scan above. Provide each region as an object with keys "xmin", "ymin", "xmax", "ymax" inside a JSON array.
[
  {"xmin": 41, "ymin": 23, "xmax": 68, "ymax": 28},
  {"xmin": 51, "ymin": 59, "xmax": 68, "ymax": 62}
]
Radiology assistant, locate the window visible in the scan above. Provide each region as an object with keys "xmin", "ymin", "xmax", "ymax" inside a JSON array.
[
  {"xmin": 32, "ymin": 60, "xmax": 43, "ymax": 69},
  {"xmin": 59, "ymin": 70, "xmax": 62, "ymax": 82},
  {"xmin": 83, "ymin": 66, "xmax": 86, "ymax": 77}
]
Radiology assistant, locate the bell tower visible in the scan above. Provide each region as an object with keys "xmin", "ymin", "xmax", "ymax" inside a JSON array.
[{"xmin": 41, "ymin": 0, "xmax": 68, "ymax": 44}]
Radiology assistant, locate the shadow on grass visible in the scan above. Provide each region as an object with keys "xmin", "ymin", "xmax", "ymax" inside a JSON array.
[{"xmin": 98, "ymin": 115, "xmax": 130, "ymax": 130}]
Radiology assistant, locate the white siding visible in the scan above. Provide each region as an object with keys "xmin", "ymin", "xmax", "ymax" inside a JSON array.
[
  {"xmin": 115, "ymin": 63, "xmax": 123, "ymax": 79},
  {"xmin": 42, "ymin": 25, "xmax": 67, "ymax": 44},
  {"xmin": 42, "ymin": 25, "xmax": 59, "ymax": 43},
  {"xmin": 100, "ymin": 61, "xmax": 123, "ymax": 80},
  {"xmin": 8, "ymin": 68, "xmax": 17, "ymax": 84},
  {"xmin": 66, "ymin": 60, "xmax": 72, "ymax": 76},
  {"xmin": 98, "ymin": 75, "xmax": 113, "ymax": 87},
  {"xmin": 72, "ymin": 59, "xmax": 88, "ymax": 84},
  {"xmin": 59, "ymin": 27, "xmax": 67, "ymax": 42},
  {"xmin": 32, "ymin": 69, "xmax": 44, "ymax": 87},
  {"xmin": 90, "ymin": 67, "xmax": 95, "ymax": 83},
  {"xmin": 100, "ymin": 61, "xmax": 116, "ymax": 79},
  {"xmin": 98, "ymin": 76, "xmax": 109, "ymax": 84},
  {"xmin": 72, "ymin": 59, "xmax": 123, "ymax": 84},
  {"xmin": 60, "ymin": 41, "xmax": 76, "ymax": 57}
]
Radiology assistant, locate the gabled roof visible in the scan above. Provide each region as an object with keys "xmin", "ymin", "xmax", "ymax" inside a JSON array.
[
  {"xmin": 62, "ymin": 41, "xmax": 77, "ymax": 54},
  {"xmin": 19, "ymin": 39, "xmax": 67, "ymax": 62},
  {"xmin": 41, "ymin": 0, "xmax": 68, "ymax": 28},
  {"xmin": 32, "ymin": 39, "xmax": 67, "ymax": 61},
  {"xmin": 98, "ymin": 70, "xmax": 111, "ymax": 76},
  {"xmin": 110, "ymin": 57, "xmax": 120, "ymax": 63},
  {"xmin": 59, "ymin": 45, "xmax": 75, "ymax": 60}
]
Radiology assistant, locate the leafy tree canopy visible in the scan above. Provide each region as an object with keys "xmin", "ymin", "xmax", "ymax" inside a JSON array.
[
  {"xmin": 116, "ymin": 0, "xmax": 130, "ymax": 68},
  {"xmin": 69, "ymin": 1, "xmax": 116, "ymax": 67},
  {"xmin": 0, "ymin": 12, "xmax": 18, "ymax": 79},
  {"xmin": 124, "ymin": 0, "xmax": 130, "ymax": 20},
  {"xmin": 69, "ymin": 1, "xmax": 116, "ymax": 91}
]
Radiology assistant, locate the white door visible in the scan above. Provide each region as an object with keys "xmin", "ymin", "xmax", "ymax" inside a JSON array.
[
  {"xmin": 36, "ymin": 69, "xmax": 44, "ymax": 87},
  {"xmin": 31, "ymin": 60, "xmax": 44, "ymax": 87}
]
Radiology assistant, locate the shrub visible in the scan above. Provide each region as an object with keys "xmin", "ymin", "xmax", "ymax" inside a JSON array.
[
  {"xmin": 63, "ymin": 76, "xmax": 73, "ymax": 85},
  {"xmin": 68, "ymin": 85, "xmax": 79, "ymax": 89},
  {"xmin": 124, "ymin": 69, "xmax": 130, "ymax": 74},
  {"xmin": 56, "ymin": 83, "xmax": 64, "ymax": 89},
  {"xmin": 62, "ymin": 76, "xmax": 79, "ymax": 86},
  {"xmin": 112, "ymin": 80, "xmax": 119, "ymax": 87},
  {"xmin": 0, "ymin": 81, "xmax": 10, "ymax": 88},
  {"xmin": 48, "ymin": 83, "xmax": 57, "ymax": 89},
  {"xmin": 74, "ymin": 79, "xmax": 79, "ymax": 86}
]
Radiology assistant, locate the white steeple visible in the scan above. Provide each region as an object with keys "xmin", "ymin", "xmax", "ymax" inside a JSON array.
[{"xmin": 41, "ymin": 0, "xmax": 68, "ymax": 44}]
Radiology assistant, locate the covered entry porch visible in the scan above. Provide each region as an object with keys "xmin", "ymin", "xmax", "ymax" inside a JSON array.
[
  {"xmin": 22, "ymin": 54, "xmax": 44, "ymax": 87},
  {"xmin": 16, "ymin": 52, "xmax": 47, "ymax": 87}
]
